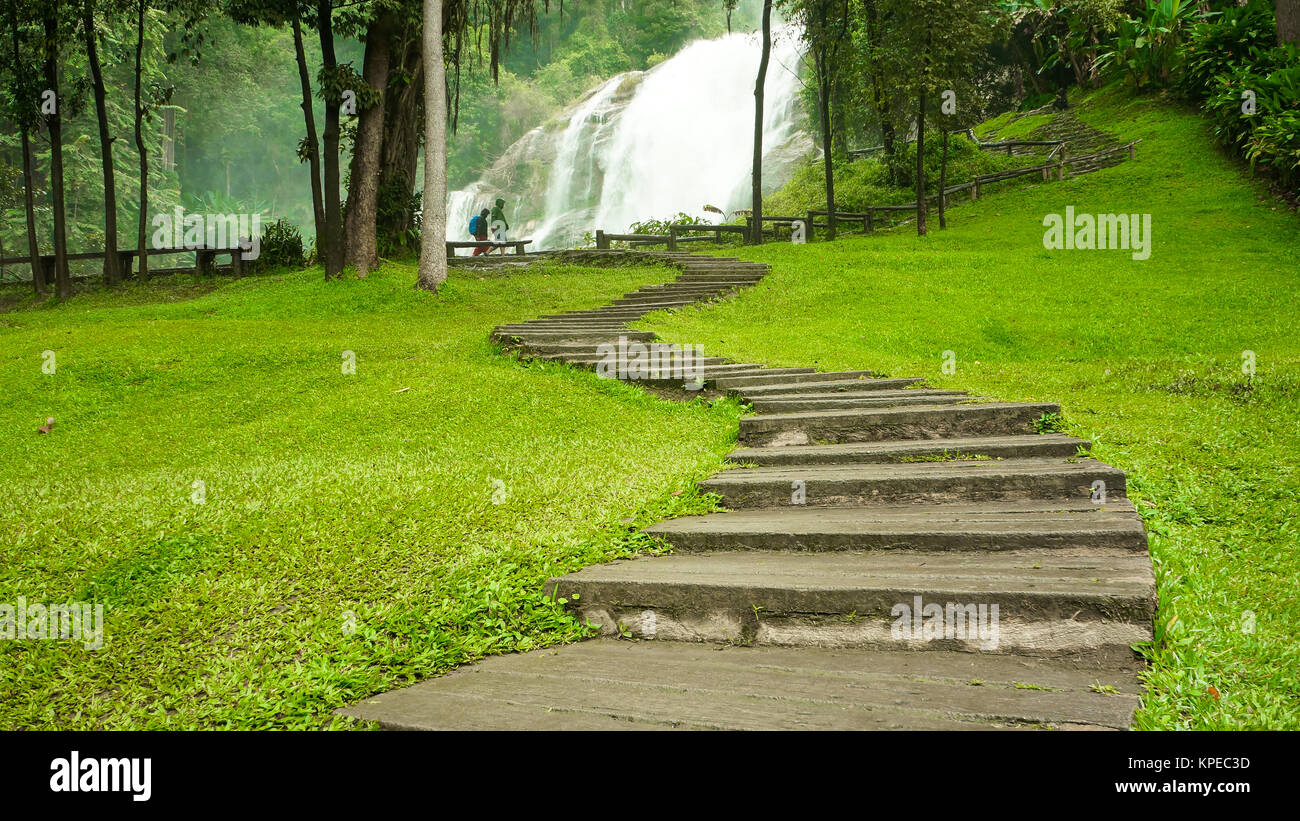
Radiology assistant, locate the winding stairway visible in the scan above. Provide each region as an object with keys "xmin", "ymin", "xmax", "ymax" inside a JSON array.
[{"xmin": 341, "ymin": 251, "xmax": 1155, "ymax": 730}]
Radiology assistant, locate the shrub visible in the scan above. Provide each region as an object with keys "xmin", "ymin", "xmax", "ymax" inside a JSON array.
[
  {"xmin": 1181, "ymin": 3, "xmax": 1300, "ymax": 191},
  {"xmin": 250, "ymin": 219, "xmax": 305, "ymax": 272},
  {"xmin": 626, "ymin": 212, "xmax": 710, "ymax": 234}
]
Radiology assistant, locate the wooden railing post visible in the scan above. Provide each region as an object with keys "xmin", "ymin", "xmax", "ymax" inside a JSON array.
[
  {"xmin": 806, "ymin": 211, "xmax": 816, "ymax": 241},
  {"xmin": 595, "ymin": 230, "xmax": 608, "ymax": 250}
]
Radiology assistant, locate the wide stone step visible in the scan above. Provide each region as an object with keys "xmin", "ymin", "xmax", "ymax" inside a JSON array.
[
  {"xmin": 540, "ymin": 310, "xmax": 655, "ymax": 318},
  {"xmin": 739, "ymin": 402, "xmax": 1061, "ymax": 446},
  {"xmin": 716, "ymin": 370, "xmax": 884, "ymax": 389},
  {"xmin": 517, "ymin": 341, "xmax": 706, "ymax": 356},
  {"xmin": 338, "ymin": 640, "xmax": 1141, "ymax": 730},
  {"xmin": 748, "ymin": 390, "xmax": 973, "ymax": 413},
  {"xmin": 672, "ymin": 274, "xmax": 765, "ymax": 281},
  {"xmin": 644, "ymin": 280, "xmax": 759, "ymax": 288},
  {"xmin": 495, "ymin": 329, "xmax": 656, "ymax": 344},
  {"xmin": 496, "ymin": 322, "xmax": 633, "ymax": 332},
  {"xmin": 728, "ymin": 434, "xmax": 1090, "ymax": 465},
  {"xmin": 733, "ymin": 377, "xmax": 925, "ymax": 396},
  {"xmin": 644, "ymin": 499, "xmax": 1147, "ymax": 552},
  {"xmin": 610, "ymin": 298, "xmax": 699, "ymax": 307},
  {"xmin": 632, "ymin": 283, "xmax": 746, "ymax": 291},
  {"xmin": 546, "ymin": 549, "xmax": 1154, "ymax": 664},
  {"xmin": 700, "ymin": 458, "xmax": 1124, "ymax": 508}
]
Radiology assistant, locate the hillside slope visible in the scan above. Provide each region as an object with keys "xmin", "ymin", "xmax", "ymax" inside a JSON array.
[{"xmin": 641, "ymin": 85, "xmax": 1300, "ymax": 729}]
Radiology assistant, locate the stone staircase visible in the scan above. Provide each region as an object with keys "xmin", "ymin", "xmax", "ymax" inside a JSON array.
[{"xmin": 340, "ymin": 252, "xmax": 1155, "ymax": 730}]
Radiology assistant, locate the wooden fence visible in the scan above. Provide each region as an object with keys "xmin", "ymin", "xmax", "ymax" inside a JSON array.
[
  {"xmin": 847, "ymin": 130, "xmax": 1065, "ymax": 160},
  {"xmin": 762, "ymin": 139, "xmax": 1140, "ymax": 239},
  {"xmin": 0, "ymin": 246, "xmax": 249, "ymax": 283},
  {"xmin": 587, "ymin": 138, "xmax": 1141, "ymax": 250}
]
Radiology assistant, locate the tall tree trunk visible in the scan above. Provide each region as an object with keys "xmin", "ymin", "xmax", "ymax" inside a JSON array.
[
  {"xmin": 378, "ymin": 28, "xmax": 423, "ymax": 251},
  {"xmin": 1279, "ymin": 0, "xmax": 1300, "ymax": 45},
  {"xmin": 915, "ymin": 88, "xmax": 926, "ymax": 236},
  {"xmin": 344, "ymin": 10, "xmax": 394, "ymax": 277},
  {"xmin": 292, "ymin": 15, "xmax": 324, "ymax": 260},
  {"xmin": 417, "ymin": 0, "xmax": 447, "ymax": 291},
  {"xmin": 938, "ymin": 128, "xmax": 948, "ymax": 230},
  {"xmin": 750, "ymin": 0, "xmax": 772, "ymax": 245},
  {"xmin": 9, "ymin": 4, "xmax": 44, "ymax": 294},
  {"xmin": 84, "ymin": 0, "xmax": 120, "ymax": 284},
  {"xmin": 20, "ymin": 129, "xmax": 44, "ymax": 294},
  {"xmin": 318, "ymin": 0, "xmax": 343, "ymax": 279},
  {"xmin": 133, "ymin": 0, "xmax": 148, "ymax": 280},
  {"xmin": 818, "ymin": 50, "xmax": 836, "ymax": 240},
  {"xmin": 43, "ymin": 9, "xmax": 71, "ymax": 298}
]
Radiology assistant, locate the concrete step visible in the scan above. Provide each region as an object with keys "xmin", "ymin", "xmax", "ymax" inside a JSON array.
[
  {"xmin": 547, "ymin": 549, "xmax": 1154, "ymax": 664},
  {"xmin": 748, "ymin": 390, "xmax": 973, "ymax": 413},
  {"xmin": 610, "ymin": 298, "xmax": 699, "ymax": 308},
  {"xmin": 715, "ymin": 370, "xmax": 884, "ymax": 389},
  {"xmin": 733, "ymin": 377, "xmax": 925, "ymax": 396},
  {"xmin": 727, "ymin": 434, "xmax": 1091, "ymax": 465},
  {"xmin": 700, "ymin": 457, "xmax": 1124, "ymax": 508},
  {"xmin": 530, "ymin": 352, "xmax": 736, "ymax": 369},
  {"xmin": 644, "ymin": 498, "xmax": 1147, "ymax": 552},
  {"xmin": 641, "ymin": 281, "xmax": 756, "ymax": 289},
  {"xmin": 496, "ymin": 323, "xmax": 633, "ymax": 332},
  {"xmin": 516, "ymin": 341, "xmax": 708, "ymax": 356},
  {"xmin": 552, "ymin": 361, "xmax": 774, "ymax": 380},
  {"xmin": 494, "ymin": 329, "xmax": 656, "ymax": 344},
  {"xmin": 338, "ymin": 640, "xmax": 1141, "ymax": 730},
  {"xmin": 631, "ymin": 283, "xmax": 745, "ymax": 292},
  {"xmin": 739, "ymin": 402, "xmax": 1062, "ymax": 447},
  {"xmin": 540, "ymin": 310, "xmax": 655, "ymax": 318}
]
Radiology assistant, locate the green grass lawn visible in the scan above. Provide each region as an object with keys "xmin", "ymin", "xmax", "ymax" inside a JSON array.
[
  {"xmin": 641, "ymin": 85, "xmax": 1300, "ymax": 729},
  {"xmin": 0, "ymin": 261, "xmax": 743, "ymax": 729}
]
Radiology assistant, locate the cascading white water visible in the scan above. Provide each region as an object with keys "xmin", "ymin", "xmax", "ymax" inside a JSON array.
[{"xmin": 447, "ymin": 28, "xmax": 810, "ymax": 250}]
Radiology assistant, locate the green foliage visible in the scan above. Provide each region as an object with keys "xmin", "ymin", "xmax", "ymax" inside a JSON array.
[
  {"xmin": 1031, "ymin": 411, "xmax": 1067, "ymax": 433},
  {"xmin": 627, "ymin": 212, "xmax": 710, "ymax": 234},
  {"xmin": 1002, "ymin": 0, "xmax": 1126, "ymax": 91},
  {"xmin": 1179, "ymin": 2, "xmax": 1280, "ymax": 94},
  {"xmin": 376, "ymin": 184, "xmax": 421, "ymax": 259},
  {"xmin": 1179, "ymin": 4, "xmax": 1300, "ymax": 190},
  {"xmin": 1095, "ymin": 0, "xmax": 1206, "ymax": 89},
  {"xmin": 250, "ymin": 218, "xmax": 304, "ymax": 272}
]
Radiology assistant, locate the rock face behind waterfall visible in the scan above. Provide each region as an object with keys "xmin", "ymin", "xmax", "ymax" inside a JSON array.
[{"xmin": 447, "ymin": 29, "xmax": 813, "ymax": 251}]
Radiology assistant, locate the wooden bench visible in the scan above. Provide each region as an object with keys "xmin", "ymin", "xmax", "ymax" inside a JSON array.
[{"xmin": 446, "ymin": 239, "xmax": 532, "ymax": 257}]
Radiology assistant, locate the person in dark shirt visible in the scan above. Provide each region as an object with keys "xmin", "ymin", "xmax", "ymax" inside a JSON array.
[
  {"xmin": 469, "ymin": 208, "xmax": 491, "ymax": 256},
  {"xmin": 489, "ymin": 198, "xmax": 510, "ymax": 254}
]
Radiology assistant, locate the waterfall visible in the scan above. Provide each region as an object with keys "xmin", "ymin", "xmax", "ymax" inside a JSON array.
[{"xmin": 447, "ymin": 28, "xmax": 811, "ymax": 251}]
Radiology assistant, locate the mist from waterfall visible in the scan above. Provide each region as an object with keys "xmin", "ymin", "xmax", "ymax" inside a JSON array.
[{"xmin": 447, "ymin": 27, "xmax": 810, "ymax": 251}]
